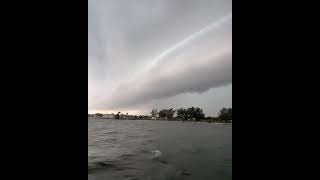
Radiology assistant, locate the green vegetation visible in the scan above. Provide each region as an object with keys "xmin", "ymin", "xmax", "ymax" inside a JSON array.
[
  {"xmin": 206, "ymin": 107, "xmax": 232, "ymax": 123},
  {"xmin": 176, "ymin": 107, "xmax": 205, "ymax": 121},
  {"xmin": 115, "ymin": 112, "xmax": 120, "ymax": 119},
  {"xmin": 151, "ymin": 109, "xmax": 158, "ymax": 119},
  {"xmin": 151, "ymin": 107, "xmax": 232, "ymax": 123},
  {"xmin": 95, "ymin": 113, "xmax": 103, "ymax": 118},
  {"xmin": 218, "ymin": 107, "xmax": 232, "ymax": 121},
  {"xmin": 88, "ymin": 107, "xmax": 232, "ymax": 123},
  {"xmin": 158, "ymin": 108, "xmax": 176, "ymax": 120}
]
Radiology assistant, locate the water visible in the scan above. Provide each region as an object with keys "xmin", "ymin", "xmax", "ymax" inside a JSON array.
[{"xmin": 88, "ymin": 119, "xmax": 232, "ymax": 180}]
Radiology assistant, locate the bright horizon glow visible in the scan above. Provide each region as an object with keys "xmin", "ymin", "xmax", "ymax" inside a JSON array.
[{"xmin": 88, "ymin": 109, "xmax": 146, "ymax": 116}]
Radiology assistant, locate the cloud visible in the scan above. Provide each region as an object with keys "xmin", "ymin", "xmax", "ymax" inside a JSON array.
[
  {"xmin": 88, "ymin": 0, "xmax": 232, "ymax": 113},
  {"xmin": 90, "ymin": 15, "xmax": 232, "ymax": 109}
]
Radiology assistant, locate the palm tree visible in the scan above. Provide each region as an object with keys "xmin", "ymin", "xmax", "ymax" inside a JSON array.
[{"xmin": 151, "ymin": 109, "xmax": 158, "ymax": 119}]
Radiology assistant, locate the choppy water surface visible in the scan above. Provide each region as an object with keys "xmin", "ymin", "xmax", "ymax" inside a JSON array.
[{"xmin": 88, "ymin": 119, "xmax": 232, "ymax": 180}]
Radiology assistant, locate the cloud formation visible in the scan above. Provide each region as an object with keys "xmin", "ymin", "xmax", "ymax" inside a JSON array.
[{"xmin": 88, "ymin": 0, "xmax": 232, "ymax": 115}]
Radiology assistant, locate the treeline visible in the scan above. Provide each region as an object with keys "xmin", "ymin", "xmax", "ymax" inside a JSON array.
[
  {"xmin": 89, "ymin": 107, "xmax": 232, "ymax": 123},
  {"xmin": 89, "ymin": 112, "xmax": 151, "ymax": 120},
  {"xmin": 151, "ymin": 107, "xmax": 232, "ymax": 122},
  {"xmin": 206, "ymin": 107, "xmax": 232, "ymax": 123},
  {"xmin": 89, "ymin": 113, "xmax": 103, "ymax": 118}
]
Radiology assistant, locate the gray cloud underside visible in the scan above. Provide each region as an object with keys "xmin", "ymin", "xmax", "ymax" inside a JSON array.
[
  {"xmin": 92, "ymin": 16, "xmax": 232, "ymax": 109},
  {"xmin": 103, "ymin": 55, "xmax": 232, "ymax": 109}
]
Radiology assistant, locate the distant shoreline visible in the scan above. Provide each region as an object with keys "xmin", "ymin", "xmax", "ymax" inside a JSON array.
[{"xmin": 88, "ymin": 117, "xmax": 232, "ymax": 124}]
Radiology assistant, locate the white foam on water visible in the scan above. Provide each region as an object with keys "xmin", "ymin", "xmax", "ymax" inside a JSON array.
[{"xmin": 151, "ymin": 150, "xmax": 162, "ymax": 159}]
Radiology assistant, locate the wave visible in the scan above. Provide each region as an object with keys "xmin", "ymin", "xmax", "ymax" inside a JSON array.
[{"xmin": 151, "ymin": 150, "xmax": 162, "ymax": 159}]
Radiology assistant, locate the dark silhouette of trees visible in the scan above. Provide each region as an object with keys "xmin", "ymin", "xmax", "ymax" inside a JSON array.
[
  {"xmin": 108, "ymin": 106, "xmax": 232, "ymax": 123},
  {"xmin": 187, "ymin": 107, "xmax": 195, "ymax": 120},
  {"xmin": 151, "ymin": 109, "xmax": 158, "ymax": 119},
  {"xmin": 194, "ymin": 107, "xmax": 205, "ymax": 121},
  {"xmin": 95, "ymin": 113, "xmax": 103, "ymax": 118},
  {"xmin": 177, "ymin": 108, "xmax": 188, "ymax": 120},
  {"xmin": 158, "ymin": 108, "xmax": 176, "ymax": 120},
  {"xmin": 165, "ymin": 107, "xmax": 205, "ymax": 121},
  {"xmin": 176, "ymin": 107, "xmax": 205, "ymax": 121},
  {"xmin": 218, "ymin": 107, "xmax": 232, "ymax": 121},
  {"xmin": 166, "ymin": 108, "xmax": 176, "ymax": 120},
  {"xmin": 158, "ymin": 109, "xmax": 166, "ymax": 119},
  {"xmin": 115, "ymin": 112, "xmax": 120, "ymax": 119}
]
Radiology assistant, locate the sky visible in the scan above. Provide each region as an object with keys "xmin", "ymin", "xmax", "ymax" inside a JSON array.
[{"xmin": 88, "ymin": 0, "xmax": 232, "ymax": 116}]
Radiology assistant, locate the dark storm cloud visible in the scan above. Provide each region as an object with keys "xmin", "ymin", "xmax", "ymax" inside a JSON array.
[{"xmin": 102, "ymin": 54, "xmax": 231, "ymax": 109}]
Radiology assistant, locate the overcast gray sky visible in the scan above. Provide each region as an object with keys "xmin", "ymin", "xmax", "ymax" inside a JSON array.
[{"xmin": 88, "ymin": 0, "xmax": 232, "ymax": 116}]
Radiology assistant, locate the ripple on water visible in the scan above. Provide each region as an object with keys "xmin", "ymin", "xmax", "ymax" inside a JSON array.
[
  {"xmin": 117, "ymin": 154, "xmax": 135, "ymax": 160},
  {"xmin": 88, "ymin": 119, "xmax": 232, "ymax": 180},
  {"xmin": 88, "ymin": 160, "xmax": 115, "ymax": 173}
]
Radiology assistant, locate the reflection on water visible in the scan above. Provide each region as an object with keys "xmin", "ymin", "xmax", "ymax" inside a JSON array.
[{"xmin": 88, "ymin": 119, "xmax": 232, "ymax": 180}]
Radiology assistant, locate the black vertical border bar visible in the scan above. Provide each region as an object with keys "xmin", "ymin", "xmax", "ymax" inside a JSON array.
[{"xmin": 1, "ymin": 0, "xmax": 88, "ymax": 179}]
